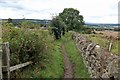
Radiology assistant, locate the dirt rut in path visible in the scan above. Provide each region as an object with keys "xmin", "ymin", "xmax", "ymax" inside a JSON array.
[{"xmin": 61, "ymin": 44, "xmax": 73, "ymax": 78}]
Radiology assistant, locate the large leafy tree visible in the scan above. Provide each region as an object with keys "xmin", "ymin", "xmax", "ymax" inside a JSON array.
[{"xmin": 59, "ymin": 8, "xmax": 85, "ymax": 31}]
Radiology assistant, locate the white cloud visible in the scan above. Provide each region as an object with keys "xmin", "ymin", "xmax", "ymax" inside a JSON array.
[{"xmin": 0, "ymin": 0, "xmax": 119, "ymax": 23}]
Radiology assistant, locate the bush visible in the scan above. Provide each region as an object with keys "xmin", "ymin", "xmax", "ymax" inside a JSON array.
[
  {"xmin": 50, "ymin": 16, "xmax": 66, "ymax": 39},
  {"xmin": 114, "ymin": 27, "xmax": 120, "ymax": 31},
  {"xmin": 2, "ymin": 25, "xmax": 53, "ymax": 66}
]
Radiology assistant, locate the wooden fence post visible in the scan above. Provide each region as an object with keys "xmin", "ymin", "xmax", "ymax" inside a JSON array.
[
  {"xmin": 0, "ymin": 18, "xmax": 2, "ymax": 80},
  {"xmin": 3, "ymin": 42, "xmax": 10, "ymax": 80},
  {"xmin": 108, "ymin": 42, "xmax": 112, "ymax": 52},
  {"xmin": 0, "ymin": 48, "xmax": 2, "ymax": 80}
]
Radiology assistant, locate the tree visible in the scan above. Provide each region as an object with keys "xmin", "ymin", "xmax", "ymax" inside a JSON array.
[
  {"xmin": 59, "ymin": 8, "xmax": 85, "ymax": 31},
  {"xmin": 8, "ymin": 18, "xmax": 13, "ymax": 23},
  {"xmin": 50, "ymin": 16, "xmax": 66, "ymax": 39}
]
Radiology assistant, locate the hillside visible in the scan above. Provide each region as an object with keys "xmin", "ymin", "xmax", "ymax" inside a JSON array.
[{"xmin": 2, "ymin": 19, "xmax": 51, "ymax": 25}]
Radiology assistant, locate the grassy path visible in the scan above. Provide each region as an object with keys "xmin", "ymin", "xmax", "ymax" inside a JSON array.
[
  {"xmin": 63, "ymin": 32, "xmax": 90, "ymax": 78},
  {"xmin": 12, "ymin": 32, "xmax": 90, "ymax": 78},
  {"xmin": 61, "ymin": 44, "xmax": 73, "ymax": 78}
]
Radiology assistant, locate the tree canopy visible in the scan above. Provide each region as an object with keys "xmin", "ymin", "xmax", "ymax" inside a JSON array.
[
  {"xmin": 8, "ymin": 18, "xmax": 13, "ymax": 23},
  {"xmin": 59, "ymin": 8, "xmax": 85, "ymax": 31},
  {"xmin": 50, "ymin": 8, "xmax": 86, "ymax": 39}
]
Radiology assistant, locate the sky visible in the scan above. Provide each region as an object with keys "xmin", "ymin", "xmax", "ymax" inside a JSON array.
[{"xmin": 0, "ymin": 0, "xmax": 119, "ymax": 23}]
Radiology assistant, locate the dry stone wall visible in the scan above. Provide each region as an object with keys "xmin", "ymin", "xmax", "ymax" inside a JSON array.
[{"xmin": 72, "ymin": 32, "xmax": 120, "ymax": 79}]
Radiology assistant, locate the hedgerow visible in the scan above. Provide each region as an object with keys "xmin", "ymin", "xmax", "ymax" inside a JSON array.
[{"xmin": 2, "ymin": 24, "xmax": 53, "ymax": 66}]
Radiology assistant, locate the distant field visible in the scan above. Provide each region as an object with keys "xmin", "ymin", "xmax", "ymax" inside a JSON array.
[
  {"xmin": 95, "ymin": 30, "xmax": 119, "ymax": 39},
  {"xmin": 84, "ymin": 30, "xmax": 119, "ymax": 55}
]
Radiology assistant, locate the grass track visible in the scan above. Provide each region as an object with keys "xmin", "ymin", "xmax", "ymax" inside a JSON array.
[
  {"xmin": 63, "ymin": 32, "xmax": 90, "ymax": 78},
  {"xmin": 11, "ymin": 32, "xmax": 90, "ymax": 78}
]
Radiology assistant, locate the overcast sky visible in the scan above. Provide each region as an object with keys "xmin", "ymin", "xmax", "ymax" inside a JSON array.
[{"xmin": 0, "ymin": 0, "xmax": 119, "ymax": 23}]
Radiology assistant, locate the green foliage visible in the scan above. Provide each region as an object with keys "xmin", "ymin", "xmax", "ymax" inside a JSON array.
[
  {"xmin": 59, "ymin": 8, "xmax": 85, "ymax": 31},
  {"xmin": 8, "ymin": 29, "xmax": 64, "ymax": 78},
  {"xmin": 111, "ymin": 41, "xmax": 119, "ymax": 54},
  {"xmin": 87, "ymin": 34, "xmax": 119, "ymax": 55},
  {"xmin": 50, "ymin": 16, "xmax": 66, "ymax": 39},
  {"xmin": 88, "ymin": 35, "xmax": 109, "ymax": 49},
  {"xmin": 2, "ymin": 25, "xmax": 53, "ymax": 66},
  {"xmin": 50, "ymin": 8, "xmax": 86, "ymax": 39},
  {"xmin": 8, "ymin": 18, "xmax": 13, "ymax": 23},
  {"xmin": 2, "ymin": 22, "xmax": 14, "ymax": 28},
  {"xmin": 63, "ymin": 32, "xmax": 90, "ymax": 78},
  {"xmin": 95, "ymin": 28, "xmax": 105, "ymax": 31},
  {"xmin": 39, "ymin": 40, "xmax": 64, "ymax": 78},
  {"xmin": 76, "ymin": 26, "xmax": 94, "ymax": 34},
  {"xmin": 19, "ymin": 20, "xmax": 40, "ymax": 29},
  {"xmin": 82, "ymin": 29, "xmax": 93, "ymax": 34},
  {"xmin": 114, "ymin": 27, "xmax": 120, "ymax": 31}
]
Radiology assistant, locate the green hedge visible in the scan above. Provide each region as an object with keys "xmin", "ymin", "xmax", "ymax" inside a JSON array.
[{"xmin": 2, "ymin": 25, "xmax": 53, "ymax": 66}]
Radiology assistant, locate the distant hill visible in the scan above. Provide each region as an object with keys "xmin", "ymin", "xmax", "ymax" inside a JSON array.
[
  {"xmin": 85, "ymin": 23, "xmax": 119, "ymax": 28},
  {"xmin": 2, "ymin": 19, "xmax": 51, "ymax": 25}
]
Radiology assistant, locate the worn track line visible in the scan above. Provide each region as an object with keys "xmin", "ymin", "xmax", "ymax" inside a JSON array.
[{"xmin": 61, "ymin": 44, "xmax": 73, "ymax": 78}]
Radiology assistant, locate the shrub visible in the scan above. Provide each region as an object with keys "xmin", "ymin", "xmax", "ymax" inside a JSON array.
[{"xmin": 2, "ymin": 25, "xmax": 53, "ymax": 66}]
